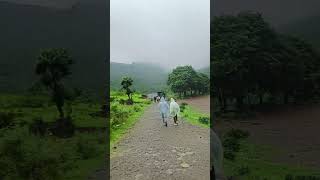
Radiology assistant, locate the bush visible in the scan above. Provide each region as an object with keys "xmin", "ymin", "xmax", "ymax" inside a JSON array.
[
  {"xmin": 0, "ymin": 128, "xmax": 73, "ymax": 179},
  {"xmin": 198, "ymin": 117, "xmax": 209, "ymax": 125},
  {"xmin": 29, "ymin": 117, "xmax": 48, "ymax": 136},
  {"xmin": 0, "ymin": 112, "xmax": 15, "ymax": 129},
  {"xmin": 238, "ymin": 166, "xmax": 250, "ymax": 175},
  {"xmin": 110, "ymin": 103, "xmax": 130, "ymax": 127},
  {"xmin": 50, "ymin": 117, "xmax": 75, "ymax": 138},
  {"xmin": 181, "ymin": 102, "xmax": 188, "ymax": 106},
  {"xmin": 76, "ymin": 135, "xmax": 98, "ymax": 160},
  {"xmin": 222, "ymin": 129, "xmax": 250, "ymax": 161},
  {"xmin": 133, "ymin": 105, "xmax": 142, "ymax": 112},
  {"xmin": 225, "ymin": 129, "xmax": 250, "ymax": 140}
]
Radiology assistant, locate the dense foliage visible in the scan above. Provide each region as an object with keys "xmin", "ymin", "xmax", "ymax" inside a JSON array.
[
  {"xmin": 167, "ymin": 65, "xmax": 210, "ymax": 97},
  {"xmin": 120, "ymin": 77, "xmax": 134, "ymax": 104},
  {"xmin": 212, "ymin": 12, "xmax": 320, "ymax": 112},
  {"xmin": 110, "ymin": 91, "xmax": 151, "ymax": 146}
]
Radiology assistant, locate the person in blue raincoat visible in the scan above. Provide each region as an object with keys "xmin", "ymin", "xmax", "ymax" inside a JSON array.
[{"xmin": 158, "ymin": 97, "xmax": 169, "ymax": 127}]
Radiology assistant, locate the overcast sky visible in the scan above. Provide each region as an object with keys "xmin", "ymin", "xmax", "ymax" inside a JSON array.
[
  {"xmin": 111, "ymin": 0, "xmax": 210, "ymax": 69},
  {"xmin": 212, "ymin": 0, "xmax": 320, "ymax": 27}
]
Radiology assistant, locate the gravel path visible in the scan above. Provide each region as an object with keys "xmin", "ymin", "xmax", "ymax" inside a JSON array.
[{"xmin": 110, "ymin": 104, "xmax": 210, "ymax": 180}]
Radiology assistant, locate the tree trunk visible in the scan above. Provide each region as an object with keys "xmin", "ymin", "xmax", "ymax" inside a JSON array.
[
  {"xmin": 218, "ymin": 89, "xmax": 226, "ymax": 113},
  {"xmin": 57, "ymin": 104, "xmax": 64, "ymax": 118}
]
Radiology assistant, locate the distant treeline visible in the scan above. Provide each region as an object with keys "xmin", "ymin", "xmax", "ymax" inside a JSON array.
[
  {"xmin": 212, "ymin": 12, "xmax": 320, "ymax": 112},
  {"xmin": 168, "ymin": 65, "xmax": 210, "ymax": 97}
]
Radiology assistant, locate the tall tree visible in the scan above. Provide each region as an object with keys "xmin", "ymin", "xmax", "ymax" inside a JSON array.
[
  {"xmin": 168, "ymin": 65, "xmax": 198, "ymax": 97},
  {"xmin": 121, "ymin": 76, "xmax": 134, "ymax": 103},
  {"xmin": 35, "ymin": 48, "xmax": 73, "ymax": 118}
]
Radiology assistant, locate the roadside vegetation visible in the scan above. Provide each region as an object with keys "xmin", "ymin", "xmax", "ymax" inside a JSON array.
[
  {"xmin": 110, "ymin": 77, "xmax": 151, "ymax": 150},
  {"xmin": 222, "ymin": 131, "xmax": 320, "ymax": 179},
  {"xmin": 180, "ymin": 102, "xmax": 209, "ymax": 128}
]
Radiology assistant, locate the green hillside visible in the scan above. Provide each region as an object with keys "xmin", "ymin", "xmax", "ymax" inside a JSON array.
[
  {"xmin": 110, "ymin": 62, "xmax": 168, "ymax": 93},
  {"xmin": 0, "ymin": 1, "xmax": 108, "ymax": 95}
]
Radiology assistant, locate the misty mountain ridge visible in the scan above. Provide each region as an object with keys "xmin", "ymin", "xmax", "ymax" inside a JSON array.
[
  {"xmin": 110, "ymin": 62, "xmax": 168, "ymax": 93},
  {"xmin": 0, "ymin": 0, "xmax": 107, "ymax": 94},
  {"xmin": 279, "ymin": 14, "xmax": 320, "ymax": 49}
]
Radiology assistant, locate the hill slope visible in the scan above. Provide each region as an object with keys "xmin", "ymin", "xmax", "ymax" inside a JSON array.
[
  {"xmin": 110, "ymin": 62, "xmax": 167, "ymax": 93},
  {"xmin": 0, "ymin": 0, "xmax": 108, "ymax": 94}
]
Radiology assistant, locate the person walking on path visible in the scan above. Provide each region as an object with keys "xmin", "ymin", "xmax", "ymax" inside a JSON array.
[
  {"xmin": 169, "ymin": 98, "xmax": 180, "ymax": 126},
  {"xmin": 158, "ymin": 97, "xmax": 169, "ymax": 127}
]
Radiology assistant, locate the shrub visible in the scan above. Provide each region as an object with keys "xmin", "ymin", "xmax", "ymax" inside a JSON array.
[
  {"xmin": 0, "ymin": 128, "xmax": 73, "ymax": 179},
  {"xmin": 50, "ymin": 117, "xmax": 75, "ymax": 138},
  {"xmin": 181, "ymin": 102, "xmax": 188, "ymax": 106},
  {"xmin": 238, "ymin": 166, "xmax": 250, "ymax": 175},
  {"xmin": 180, "ymin": 102, "xmax": 188, "ymax": 112},
  {"xmin": 29, "ymin": 117, "xmax": 48, "ymax": 136},
  {"xmin": 0, "ymin": 111, "xmax": 15, "ymax": 129},
  {"xmin": 222, "ymin": 129, "xmax": 249, "ymax": 161},
  {"xmin": 110, "ymin": 103, "xmax": 130, "ymax": 127},
  {"xmin": 119, "ymin": 99, "xmax": 126, "ymax": 105},
  {"xmin": 76, "ymin": 135, "xmax": 98, "ymax": 160},
  {"xmin": 133, "ymin": 105, "xmax": 142, "ymax": 112},
  {"xmin": 198, "ymin": 117, "xmax": 209, "ymax": 125},
  {"xmin": 225, "ymin": 129, "xmax": 250, "ymax": 140}
]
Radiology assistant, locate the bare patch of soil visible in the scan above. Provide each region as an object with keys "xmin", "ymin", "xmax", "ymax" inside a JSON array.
[{"xmin": 179, "ymin": 95, "xmax": 210, "ymax": 114}]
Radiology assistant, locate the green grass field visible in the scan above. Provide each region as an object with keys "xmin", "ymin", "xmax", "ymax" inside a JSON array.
[
  {"xmin": 223, "ymin": 139, "xmax": 320, "ymax": 179},
  {"xmin": 0, "ymin": 93, "xmax": 106, "ymax": 180},
  {"xmin": 180, "ymin": 104, "xmax": 210, "ymax": 128}
]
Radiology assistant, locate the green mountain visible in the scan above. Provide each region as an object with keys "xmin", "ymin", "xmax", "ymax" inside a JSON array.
[
  {"xmin": 0, "ymin": 1, "xmax": 108, "ymax": 95},
  {"xmin": 279, "ymin": 15, "xmax": 320, "ymax": 49},
  {"xmin": 110, "ymin": 62, "xmax": 168, "ymax": 93}
]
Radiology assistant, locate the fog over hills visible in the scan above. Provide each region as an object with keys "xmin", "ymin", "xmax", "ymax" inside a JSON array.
[
  {"xmin": 0, "ymin": 0, "xmax": 108, "ymax": 94},
  {"xmin": 212, "ymin": 0, "xmax": 320, "ymax": 27},
  {"xmin": 212, "ymin": 0, "xmax": 320, "ymax": 48},
  {"xmin": 0, "ymin": 0, "xmax": 78, "ymax": 9}
]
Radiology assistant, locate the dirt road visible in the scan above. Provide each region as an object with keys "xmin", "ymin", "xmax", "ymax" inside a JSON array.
[
  {"xmin": 179, "ymin": 95, "xmax": 210, "ymax": 114},
  {"xmin": 110, "ymin": 104, "xmax": 210, "ymax": 180}
]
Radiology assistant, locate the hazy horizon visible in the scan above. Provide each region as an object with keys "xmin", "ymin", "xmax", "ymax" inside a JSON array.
[
  {"xmin": 111, "ymin": 0, "xmax": 210, "ymax": 69},
  {"xmin": 212, "ymin": 0, "xmax": 320, "ymax": 27}
]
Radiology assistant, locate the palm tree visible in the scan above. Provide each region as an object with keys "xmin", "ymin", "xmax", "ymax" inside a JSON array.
[{"xmin": 35, "ymin": 48, "xmax": 73, "ymax": 118}]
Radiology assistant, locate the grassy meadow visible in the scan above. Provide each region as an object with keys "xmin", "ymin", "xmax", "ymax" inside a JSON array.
[
  {"xmin": 0, "ymin": 93, "xmax": 106, "ymax": 180},
  {"xmin": 223, "ymin": 139, "xmax": 320, "ymax": 179}
]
